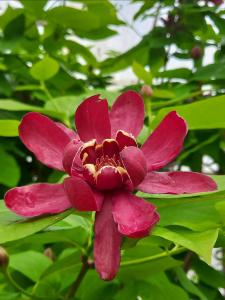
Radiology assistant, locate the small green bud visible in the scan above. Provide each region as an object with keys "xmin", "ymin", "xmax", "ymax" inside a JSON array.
[
  {"xmin": 140, "ymin": 85, "xmax": 153, "ymax": 97},
  {"xmin": 0, "ymin": 247, "xmax": 9, "ymax": 271}
]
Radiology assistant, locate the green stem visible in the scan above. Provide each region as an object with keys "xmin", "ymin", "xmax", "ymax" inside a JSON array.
[
  {"xmin": 143, "ymin": 95, "xmax": 152, "ymax": 131},
  {"xmin": 40, "ymin": 80, "xmax": 71, "ymax": 127},
  {"xmin": 64, "ymin": 221, "xmax": 94, "ymax": 300},
  {"xmin": 177, "ymin": 133, "xmax": 220, "ymax": 163},
  {"xmin": 64, "ymin": 259, "xmax": 89, "ymax": 300},
  {"xmin": 40, "ymin": 80, "xmax": 60, "ymax": 112},
  {"xmin": 5, "ymin": 269, "xmax": 63, "ymax": 300},
  {"xmin": 121, "ymin": 246, "xmax": 186, "ymax": 267}
]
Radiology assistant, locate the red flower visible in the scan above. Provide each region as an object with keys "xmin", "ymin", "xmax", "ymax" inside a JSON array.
[{"xmin": 4, "ymin": 91, "xmax": 217, "ymax": 280}]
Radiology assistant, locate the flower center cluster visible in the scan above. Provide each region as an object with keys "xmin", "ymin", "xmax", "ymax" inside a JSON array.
[{"xmin": 80, "ymin": 138, "xmax": 130, "ymax": 191}]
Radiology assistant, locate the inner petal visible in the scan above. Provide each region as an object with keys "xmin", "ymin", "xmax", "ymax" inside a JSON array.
[
  {"xmin": 116, "ymin": 130, "xmax": 137, "ymax": 151},
  {"xmin": 96, "ymin": 166, "xmax": 124, "ymax": 191}
]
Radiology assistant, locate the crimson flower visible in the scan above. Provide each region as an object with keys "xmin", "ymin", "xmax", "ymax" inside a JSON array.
[{"xmin": 4, "ymin": 91, "xmax": 217, "ymax": 280}]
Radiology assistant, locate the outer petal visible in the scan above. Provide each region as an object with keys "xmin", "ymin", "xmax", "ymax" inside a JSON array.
[
  {"xmin": 55, "ymin": 122, "xmax": 78, "ymax": 140},
  {"xmin": 4, "ymin": 183, "xmax": 71, "ymax": 217},
  {"xmin": 75, "ymin": 95, "xmax": 111, "ymax": 143},
  {"xmin": 141, "ymin": 111, "xmax": 188, "ymax": 171},
  {"xmin": 94, "ymin": 197, "xmax": 122, "ymax": 280},
  {"xmin": 120, "ymin": 146, "xmax": 147, "ymax": 187},
  {"xmin": 137, "ymin": 171, "xmax": 217, "ymax": 194},
  {"xmin": 64, "ymin": 177, "xmax": 103, "ymax": 211},
  {"xmin": 110, "ymin": 91, "xmax": 144, "ymax": 137},
  {"xmin": 19, "ymin": 113, "xmax": 72, "ymax": 171},
  {"xmin": 112, "ymin": 191, "xmax": 159, "ymax": 238},
  {"xmin": 62, "ymin": 139, "xmax": 83, "ymax": 175}
]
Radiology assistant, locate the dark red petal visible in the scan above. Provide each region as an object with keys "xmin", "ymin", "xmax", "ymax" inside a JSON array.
[
  {"xmin": 19, "ymin": 112, "xmax": 72, "ymax": 171},
  {"xmin": 137, "ymin": 171, "xmax": 217, "ymax": 194},
  {"xmin": 55, "ymin": 122, "xmax": 78, "ymax": 140},
  {"xmin": 75, "ymin": 95, "xmax": 111, "ymax": 143},
  {"xmin": 141, "ymin": 111, "xmax": 188, "ymax": 171},
  {"xmin": 64, "ymin": 177, "xmax": 103, "ymax": 211},
  {"xmin": 112, "ymin": 191, "xmax": 159, "ymax": 238},
  {"xmin": 4, "ymin": 183, "xmax": 71, "ymax": 217},
  {"xmin": 94, "ymin": 197, "xmax": 122, "ymax": 280},
  {"xmin": 110, "ymin": 91, "xmax": 144, "ymax": 137},
  {"xmin": 62, "ymin": 139, "xmax": 83, "ymax": 175},
  {"xmin": 116, "ymin": 130, "xmax": 137, "ymax": 151},
  {"xmin": 120, "ymin": 146, "xmax": 147, "ymax": 187},
  {"xmin": 96, "ymin": 166, "xmax": 123, "ymax": 191},
  {"xmin": 102, "ymin": 139, "xmax": 120, "ymax": 158}
]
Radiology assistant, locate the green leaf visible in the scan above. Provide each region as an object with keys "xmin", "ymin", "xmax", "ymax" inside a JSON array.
[
  {"xmin": 10, "ymin": 251, "xmax": 52, "ymax": 282},
  {"xmin": 215, "ymin": 201, "xmax": 225, "ymax": 226},
  {"xmin": 132, "ymin": 61, "xmax": 152, "ymax": 84},
  {"xmin": 152, "ymin": 95, "xmax": 225, "ymax": 130},
  {"xmin": 139, "ymin": 176, "xmax": 225, "ymax": 232},
  {"xmin": 0, "ymin": 148, "xmax": 20, "ymax": 187},
  {"xmin": 153, "ymin": 227, "xmax": 219, "ymax": 263},
  {"xmin": 119, "ymin": 238, "xmax": 181, "ymax": 280},
  {"xmin": 46, "ymin": 7, "xmax": 100, "ymax": 32},
  {"xmin": 153, "ymin": 89, "xmax": 175, "ymax": 99},
  {"xmin": 175, "ymin": 267, "xmax": 207, "ymax": 300},
  {"xmin": 156, "ymin": 68, "xmax": 192, "ymax": 79},
  {"xmin": 0, "ymin": 120, "xmax": 19, "ymax": 137},
  {"xmin": 41, "ymin": 250, "xmax": 81, "ymax": 279},
  {"xmin": 30, "ymin": 56, "xmax": 59, "ymax": 81},
  {"xmin": 44, "ymin": 90, "xmax": 119, "ymax": 117},
  {"xmin": 193, "ymin": 63, "xmax": 225, "ymax": 81},
  {"xmin": 0, "ymin": 201, "xmax": 72, "ymax": 244},
  {"xmin": 118, "ymin": 273, "xmax": 189, "ymax": 300},
  {"xmin": 0, "ymin": 99, "xmax": 66, "ymax": 121},
  {"xmin": 193, "ymin": 260, "xmax": 225, "ymax": 288},
  {"xmin": 4, "ymin": 14, "xmax": 25, "ymax": 40}
]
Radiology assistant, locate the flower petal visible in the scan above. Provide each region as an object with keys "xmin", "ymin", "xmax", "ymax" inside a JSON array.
[
  {"xmin": 116, "ymin": 130, "xmax": 137, "ymax": 150},
  {"xmin": 120, "ymin": 146, "xmax": 147, "ymax": 187},
  {"xmin": 19, "ymin": 112, "xmax": 72, "ymax": 171},
  {"xmin": 55, "ymin": 122, "xmax": 78, "ymax": 140},
  {"xmin": 141, "ymin": 111, "xmax": 188, "ymax": 171},
  {"xmin": 112, "ymin": 191, "xmax": 159, "ymax": 238},
  {"xmin": 62, "ymin": 139, "xmax": 83, "ymax": 175},
  {"xmin": 4, "ymin": 183, "xmax": 71, "ymax": 217},
  {"xmin": 137, "ymin": 171, "xmax": 217, "ymax": 194},
  {"xmin": 75, "ymin": 95, "xmax": 111, "ymax": 143},
  {"xmin": 110, "ymin": 91, "xmax": 144, "ymax": 137},
  {"xmin": 94, "ymin": 197, "xmax": 122, "ymax": 280},
  {"xmin": 96, "ymin": 166, "xmax": 123, "ymax": 191},
  {"xmin": 64, "ymin": 177, "xmax": 103, "ymax": 211}
]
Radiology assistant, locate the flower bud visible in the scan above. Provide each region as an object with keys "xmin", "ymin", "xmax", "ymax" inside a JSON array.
[
  {"xmin": 0, "ymin": 247, "xmax": 9, "ymax": 271},
  {"xmin": 190, "ymin": 47, "xmax": 202, "ymax": 60},
  {"xmin": 44, "ymin": 247, "xmax": 55, "ymax": 261},
  {"xmin": 140, "ymin": 85, "xmax": 153, "ymax": 97}
]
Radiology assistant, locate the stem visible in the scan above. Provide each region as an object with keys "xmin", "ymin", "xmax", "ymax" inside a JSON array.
[
  {"xmin": 121, "ymin": 246, "xmax": 186, "ymax": 267},
  {"xmin": 40, "ymin": 80, "xmax": 71, "ymax": 127},
  {"xmin": 143, "ymin": 95, "xmax": 152, "ymax": 131},
  {"xmin": 64, "ymin": 259, "xmax": 89, "ymax": 300},
  {"xmin": 152, "ymin": 90, "xmax": 206, "ymax": 109},
  {"xmin": 5, "ymin": 269, "xmax": 63, "ymax": 300},
  {"xmin": 40, "ymin": 80, "xmax": 60, "ymax": 112},
  {"xmin": 64, "ymin": 226, "xmax": 94, "ymax": 299},
  {"xmin": 177, "ymin": 133, "xmax": 220, "ymax": 163},
  {"xmin": 152, "ymin": 3, "xmax": 161, "ymax": 28}
]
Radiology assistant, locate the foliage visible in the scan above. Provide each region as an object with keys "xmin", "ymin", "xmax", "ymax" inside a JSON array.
[{"xmin": 0, "ymin": 0, "xmax": 224, "ymax": 299}]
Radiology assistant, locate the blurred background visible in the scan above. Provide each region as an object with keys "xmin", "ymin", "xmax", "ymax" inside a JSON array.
[{"xmin": 0, "ymin": 1, "xmax": 225, "ymax": 299}]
